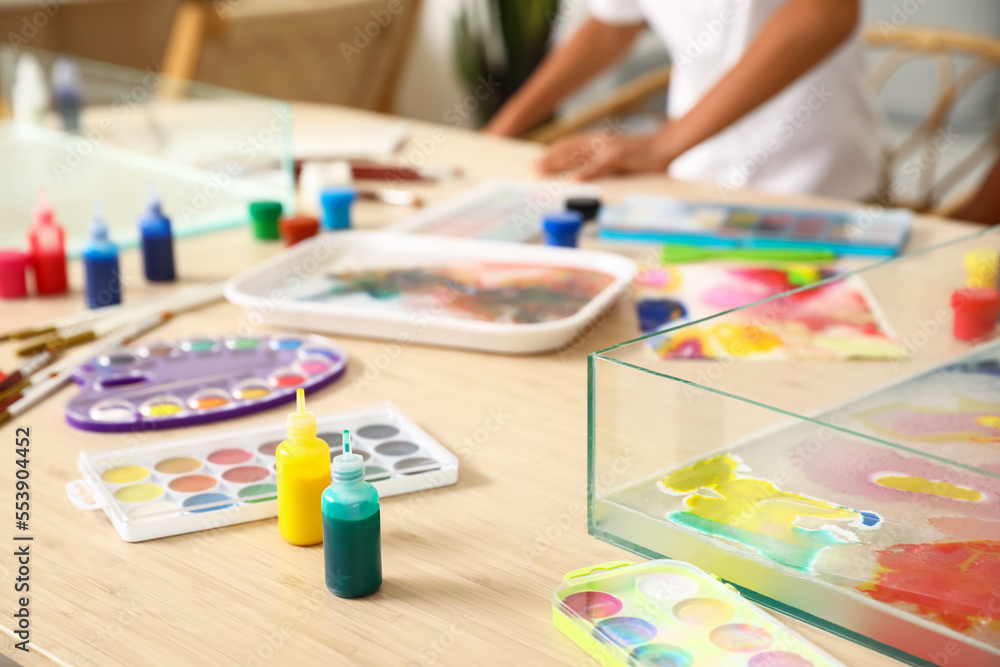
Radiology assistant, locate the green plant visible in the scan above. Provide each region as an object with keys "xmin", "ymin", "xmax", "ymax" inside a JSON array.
[{"xmin": 453, "ymin": 0, "xmax": 559, "ymax": 126}]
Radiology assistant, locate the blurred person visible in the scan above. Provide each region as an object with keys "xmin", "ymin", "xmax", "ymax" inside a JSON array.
[{"xmin": 485, "ymin": 0, "xmax": 881, "ymax": 201}]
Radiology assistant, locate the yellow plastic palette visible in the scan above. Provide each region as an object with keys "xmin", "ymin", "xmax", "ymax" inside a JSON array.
[{"xmin": 553, "ymin": 560, "xmax": 844, "ymax": 667}]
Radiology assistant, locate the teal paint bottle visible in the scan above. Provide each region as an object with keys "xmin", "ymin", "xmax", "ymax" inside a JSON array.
[{"xmin": 322, "ymin": 429, "xmax": 382, "ymax": 598}]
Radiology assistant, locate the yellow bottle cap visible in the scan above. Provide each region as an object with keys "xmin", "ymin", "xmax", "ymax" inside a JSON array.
[
  {"xmin": 286, "ymin": 388, "xmax": 317, "ymax": 438},
  {"xmin": 964, "ymin": 249, "xmax": 999, "ymax": 288}
]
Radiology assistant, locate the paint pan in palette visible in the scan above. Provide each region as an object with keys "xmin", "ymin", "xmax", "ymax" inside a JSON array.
[
  {"xmin": 65, "ymin": 334, "xmax": 347, "ymax": 432},
  {"xmin": 66, "ymin": 402, "xmax": 458, "ymax": 542},
  {"xmin": 553, "ymin": 560, "xmax": 844, "ymax": 667}
]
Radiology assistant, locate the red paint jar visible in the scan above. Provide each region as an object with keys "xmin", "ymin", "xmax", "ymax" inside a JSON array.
[
  {"xmin": 951, "ymin": 287, "xmax": 1000, "ymax": 341},
  {"xmin": 280, "ymin": 215, "xmax": 320, "ymax": 247},
  {"xmin": 0, "ymin": 250, "xmax": 30, "ymax": 299}
]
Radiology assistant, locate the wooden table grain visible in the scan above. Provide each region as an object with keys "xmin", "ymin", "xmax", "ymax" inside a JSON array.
[{"xmin": 0, "ymin": 103, "xmax": 980, "ymax": 666}]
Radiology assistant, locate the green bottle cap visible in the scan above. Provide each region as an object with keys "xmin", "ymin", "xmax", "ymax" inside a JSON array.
[{"xmin": 249, "ymin": 201, "xmax": 283, "ymax": 240}]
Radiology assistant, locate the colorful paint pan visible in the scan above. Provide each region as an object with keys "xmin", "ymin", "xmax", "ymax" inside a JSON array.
[
  {"xmin": 168, "ymin": 475, "xmax": 218, "ymax": 494},
  {"xmin": 267, "ymin": 367, "xmax": 307, "ymax": 388},
  {"xmin": 102, "ymin": 466, "xmax": 149, "ymax": 484},
  {"xmin": 357, "ymin": 424, "xmax": 400, "ymax": 439},
  {"xmin": 181, "ymin": 337, "xmax": 217, "ymax": 352},
  {"xmin": 222, "ymin": 466, "xmax": 269, "ymax": 484},
  {"xmin": 258, "ymin": 441, "xmax": 280, "ymax": 457},
  {"xmin": 270, "ymin": 336, "xmax": 303, "ymax": 350},
  {"xmin": 673, "ymin": 598, "xmax": 735, "ymax": 626},
  {"xmin": 294, "ymin": 356, "xmax": 332, "ymax": 376},
  {"xmin": 139, "ymin": 341, "xmax": 174, "ymax": 357},
  {"xmin": 114, "ymin": 484, "xmax": 164, "ymax": 503},
  {"xmin": 553, "ymin": 559, "xmax": 843, "ymax": 667},
  {"xmin": 183, "ymin": 493, "xmax": 234, "ymax": 513},
  {"xmin": 187, "ymin": 388, "xmax": 230, "ymax": 411},
  {"xmin": 65, "ymin": 335, "xmax": 347, "ymax": 433},
  {"xmin": 139, "ymin": 395, "xmax": 185, "ymax": 418},
  {"xmin": 68, "ymin": 401, "xmax": 458, "ymax": 542},
  {"xmin": 126, "ymin": 501, "xmax": 177, "ymax": 520},
  {"xmin": 630, "ymin": 644, "xmax": 694, "ymax": 667},
  {"xmin": 207, "ymin": 448, "xmax": 253, "ymax": 466},
  {"xmin": 98, "ymin": 352, "xmax": 137, "ymax": 367},
  {"xmin": 232, "ymin": 378, "xmax": 271, "ymax": 401},
  {"xmin": 374, "ymin": 440, "xmax": 419, "ymax": 456},
  {"xmin": 710, "ymin": 624, "xmax": 773, "ymax": 653},
  {"xmin": 88, "ymin": 398, "xmax": 136, "ymax": 423},
  {"xmin": 595, "ymin": 617, "xmax": 658, "ymax": 645},
  {"xmin": 564, "ymin": 591, "xmax": 623, "ymax": 620},
  {"xmin": 154, "ymin": 457, "xmax": 201, "ymax": 475},
  {"xmin": 238, "ymin": 483, "xmax": 277, "ymax": 503},
  {"xmin": 226, "ymin": 336, "xmax": 262, "ymax": 350}
]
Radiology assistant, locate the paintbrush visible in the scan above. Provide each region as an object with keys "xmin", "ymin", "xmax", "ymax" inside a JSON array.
[
  {"xmin": 0, "ymin": 311, "xmax": 172, "ymax": 425},
  {"xmin": 12, "ymin": 282, "xmax": 224, "ymax": 356},
  {"xmin": 0, "ymin": 303, "xmax": 126, "ymax": 342},
  {"xmin": 0, "ymin": 348, "xmax": 60, "ymax": 401}
]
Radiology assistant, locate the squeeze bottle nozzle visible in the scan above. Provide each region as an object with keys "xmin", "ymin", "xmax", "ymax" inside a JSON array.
[{"xmin": 286, "ymin": 388, "xmax": 317, "ymax": 438}]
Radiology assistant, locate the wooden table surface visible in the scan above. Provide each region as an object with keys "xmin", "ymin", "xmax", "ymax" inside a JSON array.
[{"xmin": 0, "ymin": 103, "xmax": 980, "ymax": 666}]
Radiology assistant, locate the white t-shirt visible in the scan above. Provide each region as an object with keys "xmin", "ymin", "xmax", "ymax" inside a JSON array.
[{"xmin": 589, "ymin": 0, "xmax": 881, "ymax": 200}]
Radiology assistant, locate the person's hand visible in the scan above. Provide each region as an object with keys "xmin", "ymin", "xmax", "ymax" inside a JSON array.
[{"xmin": 535, "ymin": 129, "xmax": 676, "ymax": 180}]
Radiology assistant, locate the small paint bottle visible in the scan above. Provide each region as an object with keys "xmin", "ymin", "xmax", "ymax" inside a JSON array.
[
  {"xmin": 543, "ymin": 211, "xmax": 584, "ymax": 248},
  {"xmin": 276, "ymin": 388, "xmax": 331, "ymax": 546},
  {"xmin": 52, "ymin": 56, "xmax": 82, "ymax": 133},
  {"xmin": 319, "ymin": 186, "xmax": 356, "ymax": 231},
  {"xmin": 323, "ymin": 429, "xmax": 382, "ymax": 598},
  {"xmin": 565, "ymin": 196, "xmax": 601, "ymax": 223},
  {"xmin": 951, "ymin": 287, "xmax": 1000, "ymax": 341},
  {"xmin": 138, "ymin": 192, "xmax": 176, "ymax": 282},
  {"xmin": 26, "ymin": 190, "xmax": 68, "ymax": 295},
  {"xmin": 0, "ymin": 250, "xmax": 30, "ymax": 299},
  {"xmin": 280, "ymin": 215, "xmax": 320, "ymax": 246},
  {"xmin": 249, "ymin": 201, "xmax": 283, "ymax": 240},
  {"xmin": 82, "ymin": 204, "xmax": 121, "ymax": 309}
]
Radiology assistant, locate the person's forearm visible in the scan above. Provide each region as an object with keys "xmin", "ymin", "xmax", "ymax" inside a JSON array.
[
  {"xmin": 655, "ymin": 0, "xmax": 859, "ymax": 161},
  {"xmin": 485, "ymin": 18, "xmax": 643, "ymax": 137}
]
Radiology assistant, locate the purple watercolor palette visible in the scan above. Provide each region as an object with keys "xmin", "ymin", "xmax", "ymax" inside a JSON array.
[{"xmin": 65, "ymin": 334, "xmax": 347, "ymax": 432}]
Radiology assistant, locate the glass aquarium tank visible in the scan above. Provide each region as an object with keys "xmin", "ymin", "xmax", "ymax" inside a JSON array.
[
  {"xmin": 0, "ymin": 46, "xmax": 294, "ymax": 254},
  {"xmin": 589, "ymin": 225, "xmax": 1000, "ymax": 666}
]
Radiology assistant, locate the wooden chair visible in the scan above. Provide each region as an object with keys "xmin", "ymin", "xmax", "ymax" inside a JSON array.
[
  {"xmin": 160, "ymin": 0, "xmax": 422, "ymax": 113},
  {"xmin": 524, "ymin": 26, "xmax": 1000, "ymax": 214}
]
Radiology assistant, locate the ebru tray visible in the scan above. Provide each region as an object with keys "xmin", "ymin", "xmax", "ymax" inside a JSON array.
[
  {"xmin": 65, "ymin": 334, "xmax": 347, "ymax": 432},
  {"xmin": 66, "ymin": 402, "xmax": 459, "ymax": 542},
  {"xmin": 554, "ymin": 560, "xmax": 844, "ymax": 667},
  {"xmin": 224, "ymin": 230, "xmax": 637, "ymax": 354}
]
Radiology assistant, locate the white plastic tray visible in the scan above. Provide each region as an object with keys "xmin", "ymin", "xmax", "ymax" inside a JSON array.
[{"xmin": 224, "ymin": 230, "xmax": 636, "ymax": 354}]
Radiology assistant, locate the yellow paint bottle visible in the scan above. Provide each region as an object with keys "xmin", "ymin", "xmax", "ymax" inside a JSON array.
[{"xmin": 276, "ymin": 388, "xmax": 331, "ymax": 546}]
